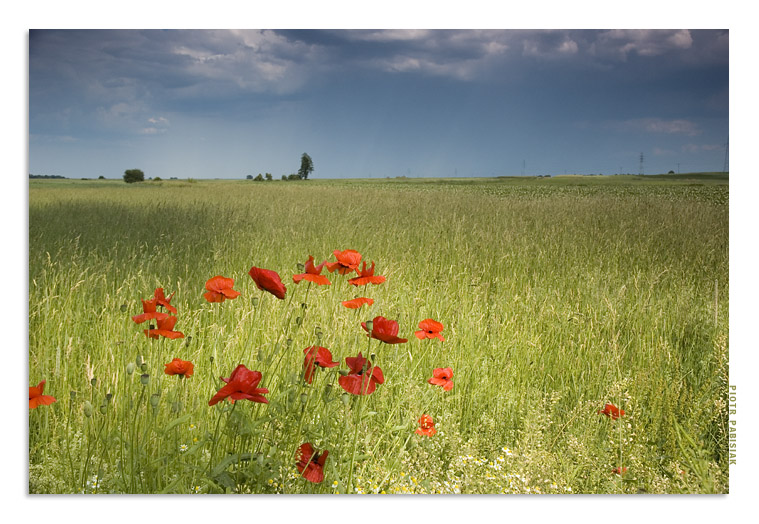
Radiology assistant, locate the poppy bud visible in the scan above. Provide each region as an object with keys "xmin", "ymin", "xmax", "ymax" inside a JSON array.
[
  {"xmin": 300, "ymin": 393, "xmax": 308, "ymax": 405},
  {"xmin": 120, "ymin": 303, "xmax": 127, "ymax": 312},
  {"xmin": 83, "ymin": 401, "xmax": 93, "ymax": 417},
  {"xmin": 251, "ymin": 296, "xmax": 259, "ymax": 308},
  {"xmin": 185, "ymin": 335, "xmax": 192, "ymax": 347},
  {"xmin": 295, "ymin": 316, "xmax": 302, "ymax": 326},
  {"xmin": 314, "ymin": 327, "xmax": 323, "ymax": 339},
  {"xmin": 210, "ymin": 356, "xmax": 214, "ymax": 364},
  {"xmin": 140, "ymin": 363, "xmax": 148, "ymax": 372},
  {"xmin": 106, "ymin": 393, "xmax": 113, "ymax": 402},
  {"xmin": 99, "ymin": 403, "xmax": 107, "ymax": 415},
  {"xmin": 150, "ymin": 393, "xmax": 160, "ymax": 409},
  {"xmin": 140, "ymin": 373, "xmax": 150, "ymax": 386},
  {"xmin": 364, "ymin": 320, "xmax": 373, "ymax": 332},
  {"xmin": 288, "ymin": 389, "xmax": 297, "ymax": 404},
  {"xmin": 126, "ymin": 362, "xmax": 135, "ymax": 375},
  {"xmin": 171, "ymin": 401, "xmax": 182, "ymax": 413},
  {"xmin": 286, "ymin": 338, "xmax": 293, "ymax": 347},
  {"xmin": 323, "ymin": 384, "xmax": 333, "ymax": 402},
  {"xmin": 136, "ymin": 355, "xmax": 143, "ymax": 367},
  {"xmin": 341, "ymin": 392, "xmax": 350, "ymax": 406},
  {"xmin": 257, "ymin": 350, "xmax": 265, "ymax": 361},
  {"xmin": 70, "ymin": 390, "xmax": 77, "ymax": 400},
  {"xmin": 90, "ymin": 377, "xmax": 97, "ymax": 387},
  {"xmin": 339, "ymin": 369, "xmax": 349, "ymax": 376},
  {"xmin": 296, "ymin": 262, "xmax": 305, "ymax": 272}
]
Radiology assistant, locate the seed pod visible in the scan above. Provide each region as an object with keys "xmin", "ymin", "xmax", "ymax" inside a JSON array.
[
  {"xmin": 295, "ymin": 316, "xmax": 302, "ymax": 326},
  {"xmin": 286, "ymin": 338, "xmax": 293, "ymax": 347},
  {"xmin": 120, "ymin": 303, "xmax": 127, "ymax": 312},
  {"xmin": 105, "ymin": 393, "xmax": 113, "ymax": 402},
  {"xmin": 339, "ymin": 369, "xmax": 349, "ymax": 376},
  {"xmin": 69, "ymin": 390, "xmax": 77, "ymax": 400},
  {"xmin": 140, "ymin": 373, "xmax": 150, "ymax": 386},
  {"xmin": 126, "ymin": 362, "xmax": 135, "ymax": 375},
  {"xmin": 209, "ymin": 356, "xmax": 214, "ymax": 364},
  {"xmin": 135, "ymin": 355, "xmax": 143, "ymax": 367},
  {"xmin": 150, "ymin": 393, "xmax": 160, "ymax": 409},
  {"xmin": 185, "ymin": 335, "xmax": 192, "ymax": 347},
  {"xmin": 301, "ymin": 302, "xmax": 308, "ymax": 310},
  {"xmin": 90, "ymin": 377, "xmax": 97, "ymax": 387},
  {"xmin": 300, "ymin": 393, "xmax": 308, "ymax": 405},
  {"xmin": 364, "ymin": 320, "xmax": 373, "ymax": 332},
  {"xmin": 251, "ymin": 296, "xmax": 259, "ymax": 308},
  {"xmin": 83, "ymin": 401, "xmax": 93, "ymax": 418},
  {"xmin": 140, "ymin": 363, "xmax": 148, "ymax": 372},
  {"xmin": 99, "ymin": 403, "xmax": 107, "ymax": 415}
]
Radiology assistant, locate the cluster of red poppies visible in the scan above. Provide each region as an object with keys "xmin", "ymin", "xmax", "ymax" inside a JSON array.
[{"xmin": 130, "ymin": 248, "xmax": 454, "ymax": 483}]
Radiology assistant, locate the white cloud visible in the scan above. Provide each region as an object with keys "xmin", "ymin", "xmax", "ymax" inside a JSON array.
[
  {"xmin": 683, "ymin": 143, "xmax": 724, "ymax": 153},
  {"xmin": 591, "ymin": 29, "xmax": 693, "ymax": 60},
  {"xmin": 618, "ymin": 118, "xmax": 701, "ymax": 136}
]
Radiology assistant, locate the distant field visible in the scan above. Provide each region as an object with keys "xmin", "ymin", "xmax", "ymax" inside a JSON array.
[{"xmin": 28, "ymin": 175, "xmax": 729, "ymax": 494}]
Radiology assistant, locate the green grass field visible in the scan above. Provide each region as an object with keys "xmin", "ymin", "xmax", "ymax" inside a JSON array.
[{"xmin": 28, "ymin": 174, "xmax": 729, "ymax": 494}]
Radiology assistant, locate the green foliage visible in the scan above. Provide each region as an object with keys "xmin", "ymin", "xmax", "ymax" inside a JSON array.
[
  {"xmin": 254, "ymin": 174, "xmax": 264, "ymax": 181},
  {"xmin": 123, "ymin": 169, "xmax": 145, "ymax": 184},
  {"xmin": 298, "ymin": 153, "xmax": 314, "ymax": 180}
]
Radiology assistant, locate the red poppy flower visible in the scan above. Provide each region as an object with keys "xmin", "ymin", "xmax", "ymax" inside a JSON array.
[
  {"xmin": 611, "ymin": 467, "xmax": 628, "ymax": 475},
  {"xmin": 342, "ymin": 297, "xmax": 374, "ymax": 309},
  {"xmin": 248, "ymin": 266, "xmax": 287, "ymax": 300},
  {"xmin": 338, "ymin": 352, "xmax": 385, "ymax": 395},
  {"xmin": 204, "ymin": 275, "xmax": 241, "ymax": 303},
  {"xmin": 29, "ymin": 380, "xmax": 56, "ymax": 409},
  {"xmin": 153, "ymin": 287, "xmax": 177, "ymax": 314},
  {"xmin": 293, "ymin": 255, "xmax": 331, "ymax": 286},
  {"xmin": 427, "ymin": 367, "xmax": 454, "ymax": 391},
  {"xmin": 164, "ymin": 358, "xmax": 194, "ymax": 378},
  {"xmin": 361, "ymin": 316, "xmax": 408, "ymax": 344},
  {"xmin": 208, "ymin": 364, "xmax": 269, "ymax": 406},
  {"xmin": 131, "ymin": 298, "xmax": 171, "ymax": 324},
  {"xmin": 348, "ymin": 261, "xmax": 386, "ymax": 286},
  {"xmin": 325, "ymin": 249, "xmax": 362, "ymax": 275},
  {"xmin": 598, "ymin": 403, "xmax": 625, "ymax": 420},
  {"xmin": 144, "ymin": 315, "xmax": 185, "ymax": 339},
  {"xmin": 414, "ymin": 318, "xmax": 445, "ymax": 341},
  {"xmin": 415, "ymin": 414, "xmax": 436, "ymax": 437},
  {"xmin": 296, "ymin": 443, "xmax": 328, "ymax": 483},
  {"xmin": 303, "ymin": 346, "xmax": 339, "ymax": 384}
]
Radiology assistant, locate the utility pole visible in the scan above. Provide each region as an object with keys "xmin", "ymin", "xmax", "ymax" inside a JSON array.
[{"xmin": 639, "ymin": 153, "xmax": 644, "ymax": 176}]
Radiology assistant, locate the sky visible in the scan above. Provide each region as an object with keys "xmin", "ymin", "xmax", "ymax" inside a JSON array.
[{"xmin": 29, "ymin": 28, "xmax": 729, "ymax": 179}]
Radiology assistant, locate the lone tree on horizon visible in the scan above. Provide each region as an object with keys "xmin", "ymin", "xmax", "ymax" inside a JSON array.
[
  {"xmin": 123, "ymin": 169, "xmax": 145, "ymax": 183},
  {"xmin": 298, "ymin": 153, "xmax": 314, "ymax": 180}
]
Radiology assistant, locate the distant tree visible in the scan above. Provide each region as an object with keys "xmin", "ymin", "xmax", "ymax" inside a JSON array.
[
  {"xmin": 247, "ymin": 174, "xmax": 253, "ymax": 180},
  {"xmin": 254, "ymin": 174, "xmax": 264, "ymax": 181},
  {"xmin": 153, "ymin": 176, "xmax": 162, "ymax": 182},
  {"xmin": 265, "ymin": 173, "xmax": 272, "ymax": 181},
  {"xmin": 288, "ymin": 173, "xmax": 302, "ymax": 180},
  {"xmin": 668, "ymin": 170, "xmax": 675, "ymax": 174},
  {"xmin": 98, "ymin": 175, "xmax": 105, "ymax": 179},
  {"xmin": 123, "ymin": 169, "xmax": 145, "ymax": 183},
  {"xmin": 282, "ymin": 175, "xmax": 287, "ymax": 181},
  {"xmin": 298, "ymin": 153, "xmax": 314, "ymax": 180}
]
